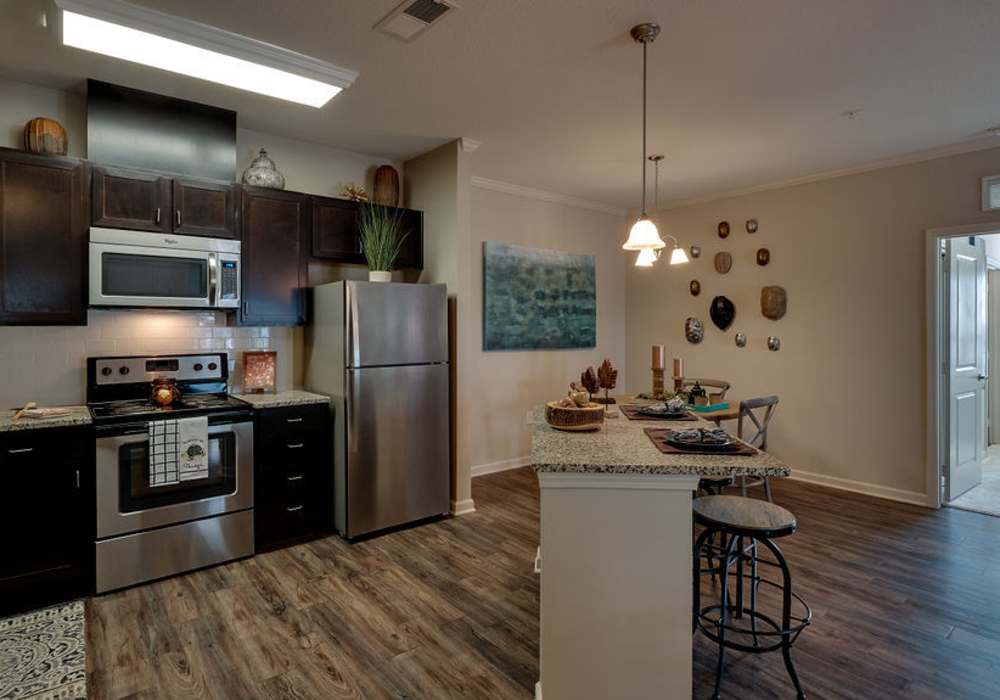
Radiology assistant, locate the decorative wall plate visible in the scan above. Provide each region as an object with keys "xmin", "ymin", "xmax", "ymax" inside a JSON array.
[
  {"xmin": 735, "ymin": 332, "xmax": 747, "ymax": 347},
  {"xmin": 746, "ymin": 218, "xmax": 759, "ymax": 233},
  {"xmin": 710, "ymin": 296, "xmax": 735, "ymax": 331},
  {"xmin": 714, "ymin": 251, "xmax": 733, "ymax": 274},
  {"xmin": 690, "ymin": 280, "xmax": 701, "ymax": 296},
  {"xmin": 760, "ymin": 285, "xmax": 787, "ymax": 320},
  {"xmin": 767, "ymin": 336, "xmax": 781, "ymax": 351},
  {"xmin": 756, "ymin": 248, "xmax": 770, "ymax": 266},
  {"xmin": 690, "ymin": 245, "xmax": 701, "ymax": 259},
  {"xmin": 718, "ymin": 221, "xmax": 730, "ymax": 238},
  {"xmin": 685, "ymin": 317, "xmax": 704, "ymax": 344}
]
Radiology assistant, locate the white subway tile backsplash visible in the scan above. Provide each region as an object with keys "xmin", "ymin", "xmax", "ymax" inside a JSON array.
[{"xmin": 0, "ymin": 309, "xmax": 294, "ymax": 407}]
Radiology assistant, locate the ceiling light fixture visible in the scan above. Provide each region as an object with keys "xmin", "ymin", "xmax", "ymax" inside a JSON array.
[
  {"xmin": 634, "ymin": 154, "xmax": 688, "ymax": 267},
  {"xmin": 53, "ymin": 0, "xmax": 358, "ymax": 108},
  {"xmin": 622, "ymin": 22, "xmax": 667, "ymax": 252}
]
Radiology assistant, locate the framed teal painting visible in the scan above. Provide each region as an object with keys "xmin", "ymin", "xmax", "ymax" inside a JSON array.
[{"xmin": 483, "ymin": 242, "xmax": 596, "ymax": 350}]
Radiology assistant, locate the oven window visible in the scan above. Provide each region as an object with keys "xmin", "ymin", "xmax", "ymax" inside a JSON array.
[
  {"xmin": 102, "ymin": 252, "xmax": 208, "ymax": 298},
  {"xmin": 118, "ymin": 431, "xmax": 236, "ymax": 513}
]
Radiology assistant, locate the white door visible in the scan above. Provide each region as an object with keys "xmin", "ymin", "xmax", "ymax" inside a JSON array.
[{"xmin": 946, "ymin": 237, "xmax": 987, "ymax": 501}]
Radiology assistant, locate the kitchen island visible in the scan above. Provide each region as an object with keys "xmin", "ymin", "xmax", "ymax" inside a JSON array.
[{"xmin": 530, "ymin": 406, "xmax": 790, "ymax": 700}]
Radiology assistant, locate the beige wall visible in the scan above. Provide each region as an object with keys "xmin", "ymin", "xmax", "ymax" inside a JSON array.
[
  {"xmin": 626, "ymin": 146, "xmax": 1000, "ymax": 499},
  {"xmin": 469, "ymin": 185, "xmax": 628, "ymax": 470}
]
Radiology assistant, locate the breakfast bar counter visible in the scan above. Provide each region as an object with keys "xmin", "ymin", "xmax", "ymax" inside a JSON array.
[{"xmin": 529, "ymin": 406, "xmax": 790, "ymax": 700}]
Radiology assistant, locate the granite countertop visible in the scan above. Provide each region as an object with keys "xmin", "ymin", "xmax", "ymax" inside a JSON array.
[
  {"xmin": 529, "ymin": 405, "xmax": 790, "ymax": 478},
  {"xmin": 0, "ymin": 406, "xmax": 92, "ymax": 432},
  {"xmin": 234, "ymin": 390, "xmax": 331, "ymax": 409}
]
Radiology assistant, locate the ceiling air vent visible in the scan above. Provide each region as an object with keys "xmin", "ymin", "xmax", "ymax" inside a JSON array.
[{"xmin": 375, "ymin": 0, "xmax": 458, "ymax": 42}]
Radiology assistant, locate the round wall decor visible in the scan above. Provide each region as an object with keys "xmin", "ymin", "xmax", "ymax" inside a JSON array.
[
  {"xmin": 760, "ymin": 285, "xmax": 787, "ymax": 320},
  {"xmin": 690, "ymin": 280, "xmax": 701, "ymax": 296},
  {"xmin": 735, "ymin": 332, "xmax": 747, "ymax": 347},
  {"xmin": 756, "ymin": 248, "xmax": 770, "ymax": 266},
  {"xmin": 685, "ymin": 317, "xmax": 705, "ymax": 344},
  {"xmin": 718, "ymin": 221, "xmax": 730, "ymax": 238},
  {"xmin": 690, "ymin": 245, "xmax": 701, "ymax": 259},
  {"xmin": 746, "ymin": 218, "xmax": 759, "ymax": 233},
  {"xmin": 767, "ymin": 335, "xmax": 781, "ymax": 351},
  {"xmin": 714, "ymin": 251, "xmax": 733, "ymax": 274},
  {"xmin": 710, "ymin": 295, "xmax": 735, "ymax": 331}
]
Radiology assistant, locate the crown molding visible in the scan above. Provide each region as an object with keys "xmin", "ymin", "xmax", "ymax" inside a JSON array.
[
  {"xmin": 53, "ymin": 0, "xmax": 359, "ymax": 89},
  {"xmin": 470, "ymin": 176, "xmax": 627, "ymax": 217},
  {"xmin": 460, "ymin": 137, "xmax": 481, "ymax": 153},
  {"xmin": 658, "ymin": 137, "xmax": 1000, "ymax": 211}
]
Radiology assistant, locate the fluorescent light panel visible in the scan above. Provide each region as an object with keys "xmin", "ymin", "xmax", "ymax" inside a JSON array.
[{"xmin": 57, "ymin": 1, "xmax": 356, "ymax": 107}]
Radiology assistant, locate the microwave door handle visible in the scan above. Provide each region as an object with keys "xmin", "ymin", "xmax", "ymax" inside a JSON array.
[{"xmin": 208, "ymin": 253, "xmax": 218, "ymax": 307}]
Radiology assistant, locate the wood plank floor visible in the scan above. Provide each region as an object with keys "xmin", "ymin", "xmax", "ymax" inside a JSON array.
[{"xmin": 85, "ymin": 469, "xmax": 1000, "ymax": 699}]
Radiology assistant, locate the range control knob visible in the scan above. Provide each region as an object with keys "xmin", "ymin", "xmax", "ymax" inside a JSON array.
[
  {"xmin": 207, "ymin": 362, "xmax": 218, "ymax": 371},
  {"xmin": 193, "ymin": 363, "xmax": 203, "ymax": 371},
  {"xmin": 119, "ymin": 366, "xmax": 130, "ymax": 376},
  {"xmin": 100, "ymin": 367, "xmax": 112, "ymax": 376}
]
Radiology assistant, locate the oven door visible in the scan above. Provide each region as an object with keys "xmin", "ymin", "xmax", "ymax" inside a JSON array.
[
  {"xmin": 90, "ymin": 241, "xmax": 215, "ymax": 308},
  {"xmin": 96, "ymin": 420, "xmax": 253, "ymax": 539}
]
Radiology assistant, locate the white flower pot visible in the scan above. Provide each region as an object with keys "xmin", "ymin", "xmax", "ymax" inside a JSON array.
[{"xmin": 368, "ymin": 270, "xmax": 392, "ymax": 282}]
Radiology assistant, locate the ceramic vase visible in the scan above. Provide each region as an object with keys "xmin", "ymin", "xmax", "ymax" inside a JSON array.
[
  {"xmin": 242, "ymin": 149, "xmax": 286, "ymax": 190},
  {"xmin": 368, "ymin": 270, "xmax": 392, "ymax": 282},
  {"xmin": 23, "ymin": 117, "xmax": 67, "ymax": 155}
]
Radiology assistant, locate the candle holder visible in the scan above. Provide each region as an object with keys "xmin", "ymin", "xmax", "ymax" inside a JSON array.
[{"xmin": 652, "ymin": 367, "xmax": 665, "ymax": 396}]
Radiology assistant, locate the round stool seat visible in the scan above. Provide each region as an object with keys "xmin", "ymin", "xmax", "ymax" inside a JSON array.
[{"xmin": 693, "ymin": 495, "xmax": 796, "ymax": 538}]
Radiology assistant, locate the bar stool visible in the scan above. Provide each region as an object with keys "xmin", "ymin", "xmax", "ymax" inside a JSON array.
[{"xmin": 693, "ymin": 495, "xmax": 811, "ymax": 699}]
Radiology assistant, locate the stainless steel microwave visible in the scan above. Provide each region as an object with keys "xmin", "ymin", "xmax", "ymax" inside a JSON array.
[{"xmin": 89, "ymin": 228, "xmax": 240, "ymax": 310}]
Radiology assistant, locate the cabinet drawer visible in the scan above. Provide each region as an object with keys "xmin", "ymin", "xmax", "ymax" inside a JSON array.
[
  {"xmin": 1, "ymin": 427, "xmax": 87, "ymax": 466},
  {"xmin": 259, "ymin": 404, "xmax": 330, "ymax": 438}
]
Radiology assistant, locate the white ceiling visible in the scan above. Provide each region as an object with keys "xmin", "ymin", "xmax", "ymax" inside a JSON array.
[{"xmin": 2, "ymin": 0, "xmax": 1000, "ymax": 209}]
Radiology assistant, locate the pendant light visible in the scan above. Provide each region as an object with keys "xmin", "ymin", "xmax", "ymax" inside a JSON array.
[
  {"xmin": 634, "ymin": 154, "xmax": 689, "ymax": 267},
  {"xmin": 622, "ymin": 22, "xmax": 667, "ymax": 252}
]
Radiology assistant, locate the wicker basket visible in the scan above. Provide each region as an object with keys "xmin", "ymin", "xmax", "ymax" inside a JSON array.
[{"xmin": 545, "ymin": 401, "xmax": 604, "ymax": 432}]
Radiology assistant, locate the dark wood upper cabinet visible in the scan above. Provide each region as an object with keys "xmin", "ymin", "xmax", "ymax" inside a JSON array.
[
  {"xmin": 0, "ymin": 150, "xmax": 89, "ymax": 325},
  {"xmin": 173, "ymin": 179, "xmax": 237, "ymax": 238},
  {"xmin": 92, "ymin": 166, "xmax": 171, "ymax": 233},
  {"xmin": 396, "ymin": 208, "xmax": 424, "ymax": 270},
  {"xmin": 240, "ymin": 187, "xmax": 309, "ymax": 326},
  {"xmin": 311, "ymin": 196, "xmax": 362, "ymax": 261}
]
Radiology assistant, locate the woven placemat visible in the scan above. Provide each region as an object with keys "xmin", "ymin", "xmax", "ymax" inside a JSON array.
[
  {"xmin": 643, "ymin": 428, "xmax": 758, "ymax": 456},
  {"xmin": 620, "ymin": 405, "xmax": 698, "ymax": 422}
]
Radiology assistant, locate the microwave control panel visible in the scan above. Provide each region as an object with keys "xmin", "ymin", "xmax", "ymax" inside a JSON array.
[{"xmin": 220, "ymin": 260, "xmax": 238, "ymax": 301}]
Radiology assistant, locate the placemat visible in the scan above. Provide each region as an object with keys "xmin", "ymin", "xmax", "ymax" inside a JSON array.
[
  {"xmin": 643, "ymin": 428, "xmax": 758, "ymax": 456},
  {"xmin": 621, "ymin": 405, "xmax": 699, "ymax": 422}
]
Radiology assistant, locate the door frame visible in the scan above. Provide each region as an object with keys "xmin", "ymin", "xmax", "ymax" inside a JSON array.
[{"xmin": 927, "ymin": 222, "xmax": 1000, "ymax": 508}]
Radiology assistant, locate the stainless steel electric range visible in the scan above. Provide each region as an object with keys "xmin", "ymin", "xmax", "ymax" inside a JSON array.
[{"xmin": 87, "ymin": 353, "xmax": 254, "ymax": 593}]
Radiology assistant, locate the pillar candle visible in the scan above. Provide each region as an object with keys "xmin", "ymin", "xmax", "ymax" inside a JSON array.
[
  {"xmin": 651, "ymin": 344, "xmax": 665, "ymax": 370},
  {"xmin": 672, "ymin": 358, "xmax": 683, "ymax": 378}
]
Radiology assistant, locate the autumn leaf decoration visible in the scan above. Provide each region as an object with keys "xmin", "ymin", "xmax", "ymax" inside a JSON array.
[
  {"xmin": 597, "ymin": 359, "xmax": 618, "ymax": 391},
  {"xmin": 580, "ymin": 367, "xmax": 600, "ymax": 399}
]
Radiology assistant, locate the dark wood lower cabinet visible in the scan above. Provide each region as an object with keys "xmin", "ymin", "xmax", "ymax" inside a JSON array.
[
  {"xmin": 0, "ymin": 150, "xmax": 89, "ymax": 325},
  {"xmin": 254, "ymin": 404, "xmax": 333, "ymax": 551},
  {"xmin": 0, "ymin": 426, "xmax": 92, "ymax": 616}
]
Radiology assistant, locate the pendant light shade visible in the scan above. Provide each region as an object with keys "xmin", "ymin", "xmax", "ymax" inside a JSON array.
[
  {"xmin": 635, "ymin": 248, "xmax": 658, "ymax": 267},
  {"xmin": 669, "ymin": 245, "xmax": 690, "ymax": 265},
  {"xmin": 623, "ymin": 217, "xmax": 666, "ymax": 251}
]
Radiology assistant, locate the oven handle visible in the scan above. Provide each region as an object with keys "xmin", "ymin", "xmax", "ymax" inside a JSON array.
[{"xmin": 208, "ymin": 253, "xmax": 218, "ymax": 307}]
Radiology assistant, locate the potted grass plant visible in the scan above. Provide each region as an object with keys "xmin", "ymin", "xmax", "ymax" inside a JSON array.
[{"xmin": 358, "ymin": 203, "xmax": 409, "ymax": 282}]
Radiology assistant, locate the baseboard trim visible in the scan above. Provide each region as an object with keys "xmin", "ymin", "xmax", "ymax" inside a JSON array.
[
  {"xmin": 471, "ymin": 456, "xmax": 531, "ymax": 478},
  {"xmin": 451, "ymin": 498, "xmax": 476, "ymax": 516},
  {"xmin": 789, "ymin": 468, "xmax": 931, "ymax": 507}
]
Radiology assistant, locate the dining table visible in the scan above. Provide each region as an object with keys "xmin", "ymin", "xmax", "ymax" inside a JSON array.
[{"xmin": 529, "ymin": 400, "xmax": 790, "ymax": 700}]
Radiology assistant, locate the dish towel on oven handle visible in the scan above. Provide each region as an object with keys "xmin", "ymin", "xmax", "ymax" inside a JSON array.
[
  {"xmin": 177, "ymin": 415, "xmax": 209, "ymax": 482},
  {"xmin": 148, "ymin": 416, "xmax": 209, "ymax": 487}
]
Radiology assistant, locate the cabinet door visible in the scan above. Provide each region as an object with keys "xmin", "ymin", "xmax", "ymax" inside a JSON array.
[
  {"xmin": 396, "ymin": 208, "xmax": 423, "ymax": 269},
  {"xmin": 311, "ymin": 196, "xmax": 361, "ymax": 261},
  {"xmin": 240, "ymin": 187, "xmax": 309, "ymax": 326},
  {"xmin": 173, "ymin": 179, "xmax": 237, "ymax": 238},
  {"xmin": 0, "ymin": 428, "xmax": 89, "ymax": 616},
  {"xmin": 92, "ymin": 166, "xmax": 171, "ymax": 232},
  {"xmin": 0, "ymin": 151, "xmax": 89, "ymax": 325}
]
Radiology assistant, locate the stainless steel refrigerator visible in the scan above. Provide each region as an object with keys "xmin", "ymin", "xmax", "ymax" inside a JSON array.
[{"xmin": 305, "ymin": 281, "xmax": 450, "ymax": 539}]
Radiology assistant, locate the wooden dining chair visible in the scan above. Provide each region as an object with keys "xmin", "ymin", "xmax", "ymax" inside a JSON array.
[
  {"xmin": 679, "ymin": 378, "xmax": 731, "ymax": 403},
  {"xmin": 737, "ymin": 396, "xmax": 779, "ymax": 502}
]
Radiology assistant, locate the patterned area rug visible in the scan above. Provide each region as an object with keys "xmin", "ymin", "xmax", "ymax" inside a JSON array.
[{"xmin": 0, "ymin": 601, "xmax": 86, "ymax": 700}]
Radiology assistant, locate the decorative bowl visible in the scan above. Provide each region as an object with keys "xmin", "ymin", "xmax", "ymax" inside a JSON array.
[{"xmin": 545, "ymin": 401, "xmax": 604, "ymax": 432}]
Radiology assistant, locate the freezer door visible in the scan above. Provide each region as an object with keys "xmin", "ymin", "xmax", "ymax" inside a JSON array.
[
  {"xmin": 345, "ymin": 363, "xmax": 450, "ymax": 537},
  {"xmin": 346, "ymin": 281, "xmax": 448, "ymax": 367}
]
